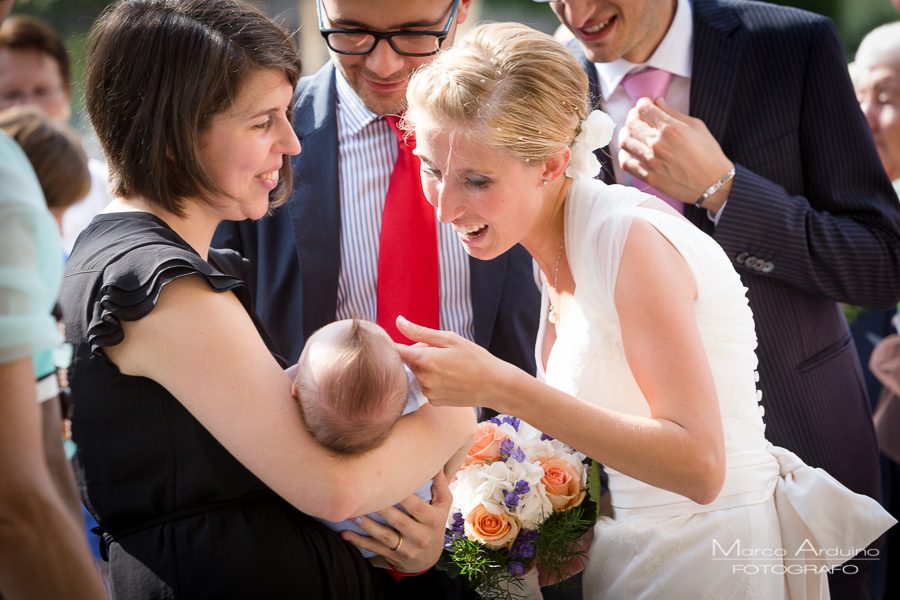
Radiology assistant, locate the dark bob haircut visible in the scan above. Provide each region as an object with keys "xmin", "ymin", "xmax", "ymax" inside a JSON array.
[{"xmin": 84, "ymin": 0, "xmax": 302, "ymax": 216}]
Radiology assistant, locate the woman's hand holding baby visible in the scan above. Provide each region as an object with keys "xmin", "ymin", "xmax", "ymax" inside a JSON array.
[{"xmin": 342, "ymin": 470, "xmax": 455, "ymax": 573}]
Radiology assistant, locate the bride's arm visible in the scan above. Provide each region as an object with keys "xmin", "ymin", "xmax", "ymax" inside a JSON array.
[
  {"xmin": 104, "ymin": 274, "xmax": 475, "ymax": 522},
  {"xmin": 399, "ymin": 220, "xmax": 726, "ymax": 505}
]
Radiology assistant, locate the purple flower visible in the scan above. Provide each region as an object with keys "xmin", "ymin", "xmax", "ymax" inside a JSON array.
[
  {"xmin": 444, "ymin": 517, "xmax": 465, "ymax": 549},
  {"xmin": 515, "ymin": 480, "xmax": 530, "ymax": 495},
  {"xmin": 522, "ymin": 530, "xmax": 540, "ymax": 543},
  {"xmin": 449, "ymin": 512, "xmax": 465, "ymax": 534},
  {"xmin": 443, "ymin": 532, "xmax": 456, "ymax": 549},
  {"xmin": 500, "ymin": 439, "xmax": 515, "ymax": 455},
  {"xmin": 504, "ymin": 491, "xmax": 520, "ymax": 509},
  {"xmin": 490, "ymin": 417, "xmax": 502, "ymax": 426},
  {"xmin": 540, "ymin": 433, "xmax": 554, "ymax": 441},
  {"xmin": 519, "ymin": 543, "xmax": 535, "ymax": 559},
  {"xmin": 509, "ymin": 530, "xmax": 536, "ymax": 561},
  {"xmin": 508, "ymin": 561, "xmax": 525, "ymax": 576},
  {"xmin": 510, "ymin": 447, "xmax": 526, "ymax": 463}
]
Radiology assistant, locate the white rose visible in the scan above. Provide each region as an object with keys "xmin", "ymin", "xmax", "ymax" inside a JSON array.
[
  {"xmin": 516, "ymin": 482, "xmax": 554, "ymax": 528},
  {"xmin": 565, "ymin": 109, "xmax": 616, "ymax": 180},
  {"xmin": 525, "ymin": 439, "xmax": 586, "ymax": 466},
  {"xmin": 450, "ymin": 460, "xmax": 517, "ymax": 518},
  {"xmin": 577, "ymin": 110, "xmax": 616, "ymax": 149},
  {"xmin": 513, "ymin": 420, "xmax": 543, "ymax": 450}
]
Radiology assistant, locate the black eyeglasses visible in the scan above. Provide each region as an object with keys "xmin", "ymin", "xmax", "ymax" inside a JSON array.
[{"xmin": 317, "ymin": 0, "xmax": 458, "ymax": 57}]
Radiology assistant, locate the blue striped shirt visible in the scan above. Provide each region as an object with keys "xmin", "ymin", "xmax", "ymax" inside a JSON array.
[{"xmin": 334, "ymin": 72, "xmax": 474, "ymax": 340}]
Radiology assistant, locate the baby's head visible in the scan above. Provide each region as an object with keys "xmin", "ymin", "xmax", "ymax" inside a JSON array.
[{"xmin": 293, "ymin": 318, "xmax": 409, "ymax": 455}]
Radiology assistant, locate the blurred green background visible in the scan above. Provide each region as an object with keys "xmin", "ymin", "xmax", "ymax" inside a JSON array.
[
  {"xmin": 8, "ymin": 0, "xmax": 899, "ymax": 154},
  {"xmin": 12, "ymin": 0, "xmax": 899, "ymax": 58}
]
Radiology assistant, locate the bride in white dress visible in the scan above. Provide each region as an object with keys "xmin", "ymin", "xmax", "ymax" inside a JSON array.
[{"xmin": 396, "ymin": 22, "xmax": 895, "ymax": 600}]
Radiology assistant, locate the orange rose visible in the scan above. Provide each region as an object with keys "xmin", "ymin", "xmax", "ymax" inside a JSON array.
[
  {"xmin": 540, "ymin": 458, "xmax": 586, "ymax": 511},
  {"xmin": 464, "ymin": 422, "xmax": 508, "ymax": 466},
  {"xmin": 464, "ymin": 504, "xmax": 520, "ymax": 549}
]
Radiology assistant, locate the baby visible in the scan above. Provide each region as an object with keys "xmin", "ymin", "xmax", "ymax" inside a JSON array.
[{"xmin": 292, "ymin": 318, "xmax": 432, "ymax": 557}]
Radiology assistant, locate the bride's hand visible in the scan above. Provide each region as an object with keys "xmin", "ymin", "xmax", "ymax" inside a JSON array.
[
  {"xmin": 395, "ymin": 316, "xmax": 520, "ymax": 412},
  {"xmin": 341, "ymin": 471, "xmax": 453, "ymax": 573}
]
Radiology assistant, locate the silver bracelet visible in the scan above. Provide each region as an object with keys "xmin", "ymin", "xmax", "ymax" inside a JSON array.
[{"xmin": 695, "ymin": 167, "xmax": 736, "ymax": 208}]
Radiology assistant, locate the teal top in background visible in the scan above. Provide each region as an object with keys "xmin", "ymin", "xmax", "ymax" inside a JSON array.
[{"xmin": 0, "ymin": 131, "xmax": 63, "ymax": 379}]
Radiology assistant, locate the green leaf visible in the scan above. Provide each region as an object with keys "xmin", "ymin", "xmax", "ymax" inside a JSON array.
[{"xmin": 587, "ymin": 459, "xmax": 604, "ymax": 508}]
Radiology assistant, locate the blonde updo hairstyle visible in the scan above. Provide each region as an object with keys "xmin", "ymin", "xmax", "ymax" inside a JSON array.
[{"xmin": 404, "ymin": 22, "xmax": 591, "ymax": 167}]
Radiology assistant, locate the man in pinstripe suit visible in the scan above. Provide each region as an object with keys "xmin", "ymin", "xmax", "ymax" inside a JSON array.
[
  {"xmin": 538, "ymin": 0, "xmax": 900, "ymax": 597},
  {"xmin": 213, "ymin": 1, "xmax": 540, "ymax": 597}
]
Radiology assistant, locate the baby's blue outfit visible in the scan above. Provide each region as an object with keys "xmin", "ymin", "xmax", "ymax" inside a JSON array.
[{"xmin": 318, "ymin": 365, "xmax": 432, "ymax": 558}]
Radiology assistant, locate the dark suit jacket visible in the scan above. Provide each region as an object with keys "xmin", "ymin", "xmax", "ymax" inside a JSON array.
[
  {"xmin": 571, "ymin": 0, "xmax": 900, "ymax": 502},
  {"xmin": 213, "ymin": 62, "xmax": 540, "ymax": 377}
]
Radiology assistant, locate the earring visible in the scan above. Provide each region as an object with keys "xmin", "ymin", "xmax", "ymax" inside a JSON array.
[{"xmin": 542, "ymin": 180, "xmax": 549, "ymax": 186}]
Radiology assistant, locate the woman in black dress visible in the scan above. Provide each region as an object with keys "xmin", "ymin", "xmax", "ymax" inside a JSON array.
[{"xmin": 59, "ymin": 1, "xmax": 474, "ymax": 598}]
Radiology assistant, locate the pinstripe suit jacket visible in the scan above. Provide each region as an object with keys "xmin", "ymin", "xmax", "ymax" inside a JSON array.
[
  {"xmin": 572, "ymin": 0, "xmax": 900, "ymax": 501},
  {"xmin": 213, "ymin": 62, "xmax": 540, "ymax": 376}
]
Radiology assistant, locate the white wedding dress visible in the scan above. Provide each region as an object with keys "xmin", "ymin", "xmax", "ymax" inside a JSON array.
[{"xmin": 536, "ymin": 178, "xmax": 895, "ymax": 600}]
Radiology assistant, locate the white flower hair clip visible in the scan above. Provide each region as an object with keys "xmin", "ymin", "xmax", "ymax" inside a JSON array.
[{"xmin": 565, "ymin": 109, "xmax": 615, "ymax": 180}]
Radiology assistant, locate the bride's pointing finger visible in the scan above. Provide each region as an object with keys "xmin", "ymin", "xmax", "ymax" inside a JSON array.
[{"xmin": 396, "ymin": 315, "xmax": 454, "ymax": 346}]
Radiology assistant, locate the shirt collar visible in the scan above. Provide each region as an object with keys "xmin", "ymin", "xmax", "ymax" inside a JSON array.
[
  {"xmin": 335, "ymin": 68, "xmax": 381, "ymax": 137},
  {"xmin": 595, "ymin": 0, "xmax": 694, "ymax": 100}
]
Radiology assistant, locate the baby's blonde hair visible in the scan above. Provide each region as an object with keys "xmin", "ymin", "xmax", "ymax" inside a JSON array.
[{"xmin": 404, "ymin": 22, "xmax": 591, "ymax": 164}]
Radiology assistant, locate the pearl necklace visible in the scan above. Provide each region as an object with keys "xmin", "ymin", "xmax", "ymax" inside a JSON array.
[{"xmin": 547, "ymin": 239, "xmax": 564, "ymax": 324}]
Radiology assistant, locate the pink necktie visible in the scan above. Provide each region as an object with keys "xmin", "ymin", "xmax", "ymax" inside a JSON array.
[
  {"xmin": 376, "ymin": 115, "xmax": 440, "ymax": 344},
  {"xmin": 621, "ymin": 68, "xmax": 683, "ymax": 213}
]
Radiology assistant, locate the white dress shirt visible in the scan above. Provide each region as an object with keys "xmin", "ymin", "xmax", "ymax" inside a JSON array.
[
  {"xmin": 333, "ymin": 71, "xmax": 475, "ymax": 340},
  {"xmin": 593, "ymin": 0, "xmax": 727, "ymax": 221}
]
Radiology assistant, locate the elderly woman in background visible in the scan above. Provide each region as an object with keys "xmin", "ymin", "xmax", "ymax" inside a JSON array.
[
  {"xmin": 852, "ymin": 20, "xmax": 900, "ymax": 600},
  {"xmin": 854, "ymin": 21, "xmax": 900, "ymax": 196}
]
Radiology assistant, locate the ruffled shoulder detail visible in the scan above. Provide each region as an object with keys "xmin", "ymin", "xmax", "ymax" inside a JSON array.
[{"xmin": 86, "ymin": 225, "xmax": 251, "ymax": 357}]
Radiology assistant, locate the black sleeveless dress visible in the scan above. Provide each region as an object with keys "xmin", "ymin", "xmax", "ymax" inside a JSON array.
[{"xmin": 60, "ymin": 212, "xmax": 382, "ymax": 599}]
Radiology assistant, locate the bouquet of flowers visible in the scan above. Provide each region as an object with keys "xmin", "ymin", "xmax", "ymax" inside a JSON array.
[{"xmin": 439, "ymin": 415, "xmax": 600, "ymax": 599}]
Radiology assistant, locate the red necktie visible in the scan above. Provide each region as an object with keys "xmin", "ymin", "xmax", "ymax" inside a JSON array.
[
  {"xmin": 621, "ymin": 68, "xmax": 683, "ymax": 213},
  {"xmin": 376, "ymin": 115, "xmax": 440, "ymax": 344}
]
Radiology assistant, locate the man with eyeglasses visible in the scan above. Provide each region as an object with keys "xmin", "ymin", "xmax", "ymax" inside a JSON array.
[
  {"xmin": 213, "ymin": 2, "xmax": 541, "ymax": 597},
  {"xmin": 534, "ymin": 0, "xmax": 900, "ymax": 598}
]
